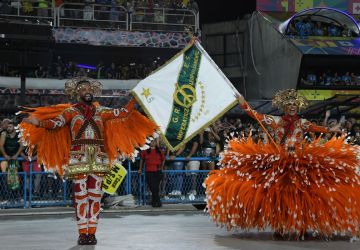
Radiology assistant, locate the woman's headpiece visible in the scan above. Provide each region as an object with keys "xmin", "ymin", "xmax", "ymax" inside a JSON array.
[{"xmin": 272, "ymin": 89, "xmax": 308, "ymax": 110}]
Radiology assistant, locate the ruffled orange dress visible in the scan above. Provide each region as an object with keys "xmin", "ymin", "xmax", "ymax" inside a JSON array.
[{"xmin": 204, "ymin": 103, "xmax": 360, "ymax": 237}]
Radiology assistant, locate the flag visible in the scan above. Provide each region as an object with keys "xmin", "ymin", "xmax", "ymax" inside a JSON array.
[
  {"xmin": 131, "ymin": 39, "xmax": 238, "ymax": 151},
  {"xmin": 295, "ymin": 0, "xmax": 313, "ymax": 12}
]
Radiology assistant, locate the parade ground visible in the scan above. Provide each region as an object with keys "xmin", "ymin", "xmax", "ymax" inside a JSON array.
[{"xmin": 1, "ymin": 205, "xmax": 360, "ymax": 250}]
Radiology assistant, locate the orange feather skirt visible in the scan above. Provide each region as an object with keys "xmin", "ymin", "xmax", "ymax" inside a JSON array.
[{"xmin": 204, "ymin": 137, "xmax": 360, "ymax": 237}]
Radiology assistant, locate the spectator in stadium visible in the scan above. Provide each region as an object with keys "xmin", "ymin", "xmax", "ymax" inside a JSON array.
[
  {"xmin": 350, "ymin": 123, "xmax": 360, "ymax": 145},
  {"xmin": 22, "ymin": 0, "xmax": 33, "ymax": 15},
  {"xmin": 306, "ymin": 72, "xmax": 316, "ymax": 85},
  {"xmin": 0, "ymin": 120, "xmax": 23, "ymax": 204},
  {"xmin": 341, "ymin": 24, "xmax": 352, "ymax": 37},
  {"xmin": 20, "ymin": 77, "xmax": 157, "ymax": 245},
  {"xmin": 83, "ymin": 0, "xmax": 93, "ymax": 20},
  {"xmin": 35, "ymin": 65, "xmax": 47, "ymax": 78},
  {"xmin": 187, "ymin": 0, "xmax": 199, "ymax": 14},
  {"xmin": 295, "ymin": 17, "xmax": 312, "ymax": 37},
  {"xmin": 328, "ymin": 22, "xmax": 339, "ymax": 37},
  {"xmin": 95, "ymin": 0, "xmax": 110, "ymax": 20},
  {"xmin": 55, "ymin": 55, "xmax": 65, "ymax": 79},
  {"xmin": 65, "ymin": 61, "xmax": 78, "ymax": 79},
  {"xmin": 0, "ymin": 1, "xmax": 12, "ymax": 15},
  {"xmin": 109, "ymin": 0, "xmax": 119, "ymax": 21},
  {"xmin": 350, "ymin": 72, "xmax": 358, "ymax": 85},
  {"xmin": 199, "ymin": 126, "xmax": 220, "ymax": 171},
  {"xmin": 153, "ymin": 3, "xmax": 164, "ymax": 30},
  {"xmin": 44, "ymin": 171, "xmax": 62, "ymax": 198},
  {"xmin": 37, "ymin": 0, "xmax": 49, "ymax": 17},
  {"xmin": 55, "ymin": 0, "xmax": 64, "ymax": 17},
  {"xmin": 324, "ymin": 70, "xmax": 333, "ymax": 86},
  {"xmin": 96, "ymin": 61, "xmax": 106, "ymax": 79},
  {"xmin": 167, "ymin": 147, "xmax": 185, "ymax": 196},
  {"xmin": 356, "ymin": 72, "xmax": 360, "ymax": 85},
  {"xmin": 0, "ymin": 121, "xmax": 23, "ymax": 173},
  {"xmin": 118, "ymin": 63, "xmax": 129, "ymax": 79},
  {"xmin": 332, "ymin": 72, "xmax": 341, "ymax": 85},
  {"xmin": 76, "ymin": 67, "xmax": 88, "ymax": 77},
  {"xmin": 21, "ymin": 149, "xmax": 42, "ymax": 197},
  {"xmin": 183, "ymin": 134, "xmax": 200, "ymax": 196},
  {"xmin": 313, "ymin": 21, "xmax": 325, "ymax": 36},
  {"xmin": 342, "ymin": 71, "xmax": 352, "ymax": 85},
  {"xmin": 138, "ymin": 139, "xmax": 165, "ymax": 207},
  {"xmin": 0, "ymin": 118, "xmax": 11, "ymax": 134},
  {"xmin": 106, "ymin": 62, "xmax": 117, "ymax": 79},
  {"xmin": 10, "ymin": 0, "xmax": 21, "ymax": 14},
  {"xmin": 344, "ymin": 119, "xmax": 354, "ymax": 134},
  {"xmin": 1, "ymin": 62, "xmax": 10, "ymax": 76}
]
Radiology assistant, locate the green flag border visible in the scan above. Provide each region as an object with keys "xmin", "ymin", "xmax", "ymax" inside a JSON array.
[{"xmin": 131, "ymin": 38, "xmax": 239, "ymax": 151}]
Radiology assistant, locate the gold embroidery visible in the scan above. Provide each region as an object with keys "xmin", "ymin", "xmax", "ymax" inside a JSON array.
[{"xmin": 65, "ymin": 145, "xmax": 110, "ymax": 179}]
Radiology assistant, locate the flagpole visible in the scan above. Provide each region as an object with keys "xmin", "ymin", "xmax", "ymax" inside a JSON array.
[
  {"xmin": 195, "ymin": 37, "xmax": 280, "ymax": 152},
  {"xmin": 243, "ymin": 100, "xmax": 280, "ymax": 153}
]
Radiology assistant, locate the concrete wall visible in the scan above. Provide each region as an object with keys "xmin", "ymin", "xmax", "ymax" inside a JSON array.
[
  {"xmin": 201, "ymin": 20, "xmax": 247, "ymax": 93},
  {"xmin": 201, "ymin": 13, "xmax": 303, "ymax": 100},
  {"xmin": 244, "ymin": 12, "xmax": 303, "ymax": 99}
]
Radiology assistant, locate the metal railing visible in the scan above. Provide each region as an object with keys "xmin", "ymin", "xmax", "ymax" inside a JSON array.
[
  {"xmin": 0, "ymin": 156, "xmax": 213, "ymax": 209},
  {"xmin": 0, "ymin": 3, "xmax": 55, "ymax": 25},
  {"xmin": 0, "ymin": 1, "xmax": 199, "ymax": 33},
  {"xmin": 57, "ymin": 2, "xmax": 128, "ymax": 30},
  {"xmin": 130, "ymin": 7, "xmax": 197, "ymax": 32}
]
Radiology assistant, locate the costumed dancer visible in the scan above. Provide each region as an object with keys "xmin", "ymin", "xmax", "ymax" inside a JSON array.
[
  {"xmin": 204, "ymin": 89, "xmax": 360, "ymax": 239},
  {"xmin": 19, "ymin": 77, "xmax": 158, "ymax": 245}
]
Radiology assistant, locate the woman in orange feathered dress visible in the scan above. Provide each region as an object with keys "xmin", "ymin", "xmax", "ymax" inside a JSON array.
[
  {"xmin": 19, "ymin": 77, "xmax": 157, "ymax": 245},
  {"xmin": 204, "ymin": 89, "xmax": 360, "ymax": 239}
]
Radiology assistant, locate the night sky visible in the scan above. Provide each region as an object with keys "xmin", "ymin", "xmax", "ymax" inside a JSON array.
[{"xmin": 197, "ymin": 0, "xmax": 256, "ymax": 24}]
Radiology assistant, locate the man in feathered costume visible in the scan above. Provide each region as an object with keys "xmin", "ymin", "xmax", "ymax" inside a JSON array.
[
  {"xmin": 204, "ymin": 89, "xmax": 360, "ymax": 239},
  {"xmin": 20, "ymin": 77, "xmax": 157, "ymax": 245}
]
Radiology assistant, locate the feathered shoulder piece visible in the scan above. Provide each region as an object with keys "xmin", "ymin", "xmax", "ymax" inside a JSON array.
[
  {"xmin": 18, "ymin": 104, "xmax": 72, "ymax": 175},
  {"xmin": 103, "ymin": 99, "xmax": 158, "ymax": 162}
]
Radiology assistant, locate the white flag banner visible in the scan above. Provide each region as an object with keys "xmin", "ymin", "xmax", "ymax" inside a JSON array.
[{"xmin": 131, "ymin": 39, "xmax": 238, "ymax": 151}]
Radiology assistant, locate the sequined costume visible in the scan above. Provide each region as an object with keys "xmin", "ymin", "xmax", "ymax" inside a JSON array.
[
  {"xmin": 18, "ymin": 77, "xmax": 158, "ymax": 244},
  {"xmin": 37, "ymin": 102, "xmax": 135, "ymax": 178},
  {"xmin": 204, "ymin": 90, "xmax": 360, "ymax": 238}
]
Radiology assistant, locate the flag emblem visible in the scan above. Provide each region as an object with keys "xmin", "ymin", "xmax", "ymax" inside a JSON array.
[{"xmin": 132, "ymin": 39, "xmax": 238, "ymax": 150}]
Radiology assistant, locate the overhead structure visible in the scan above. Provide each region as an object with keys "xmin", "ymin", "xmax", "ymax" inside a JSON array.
[
  {"xmin": 278, "ymin": 7, "xmax": 360, "ymax": 37},
  {"xmin": 243, "ymin": 8, "xmax": 360, "ymax": 117}
]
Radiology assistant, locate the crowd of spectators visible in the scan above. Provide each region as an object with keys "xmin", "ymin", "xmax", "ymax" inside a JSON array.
[
  {"xmin": 300, "ymin": 70, "xmax": 360, "ymax": 86},
  {"xmin": 0, "ymin": 0, "xmax": 199, "ymax": 33},
  {"xmin": 0, "ymin": 0, "xmax": 199, "ymax": 34},
  {"xmin": 0, "ymin": 56, "xmax": 165, "ymax": 80},
  {"xmin": 287, "ymin": 17, "xmax": 357, "ymax": 37},
  {"xmin": 0, "ymin": 117, "xmax": 65, "ymax": 206},
  {"xmin": 0, "ymin": 108, "xmax": 359, "ymax": 206},
  {"xmin": 0, "ymin": 0, "xmax": 199, "ymax": 20}
]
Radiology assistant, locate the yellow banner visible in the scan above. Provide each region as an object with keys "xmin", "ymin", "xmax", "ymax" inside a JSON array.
[
  {"xmin": 102, "ymin": 163, "xmax": 127, "ymax": 195},
  {"xmin": 299, "ymin": 89, "xmax": 360, "ymax": 100},
  {"xmin": 298, "ymin": 89, "xmax": 334, "ymax": 100}
]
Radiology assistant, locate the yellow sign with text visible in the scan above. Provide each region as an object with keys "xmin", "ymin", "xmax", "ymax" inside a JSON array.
[{"xmin": 101, "ymin": 163, "xmax": 127, "ymax": 195}]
